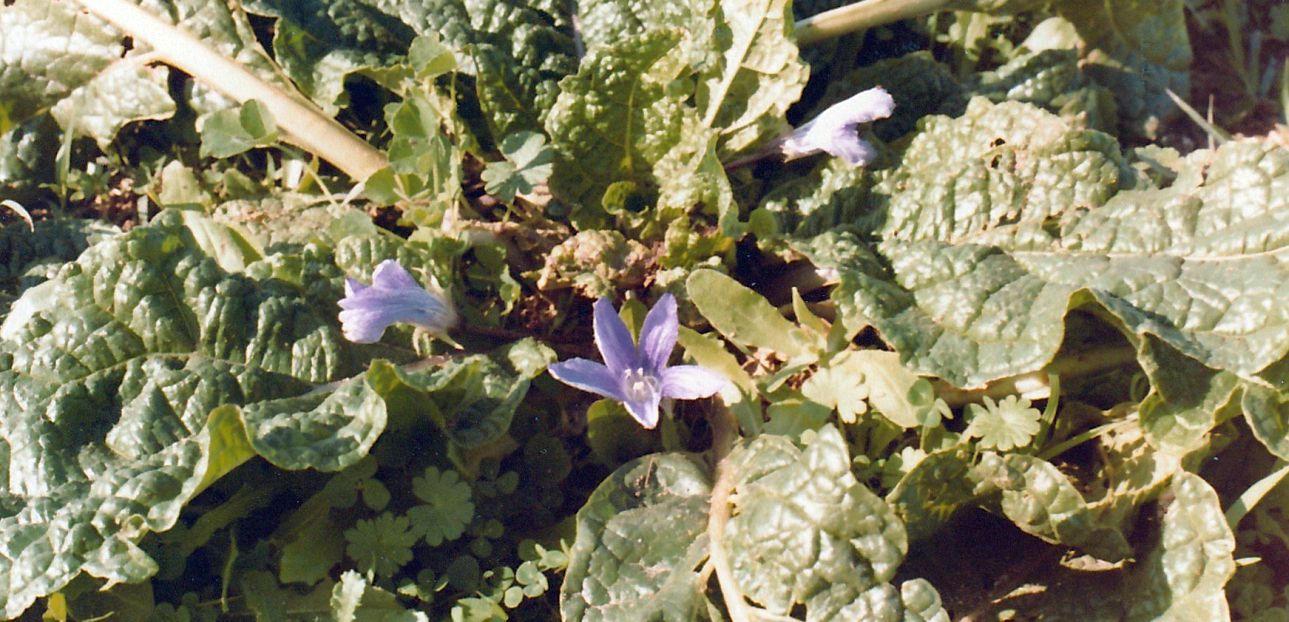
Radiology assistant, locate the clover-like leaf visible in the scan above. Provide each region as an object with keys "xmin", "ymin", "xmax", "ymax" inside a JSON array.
[
  {"xmin": 482, "ymin": 131, "xmax": 555, "ymax": 202},
  {"xmin": 408, "ymin": 466, "xmax": 475, "ymax": 547},
  {"xmin": 963, "ymin": 395, "xmax": 1042, "ymax": 451},
  {"xmin": 344, "ymin": 513, "xmax": 418, "ymax": 578}
]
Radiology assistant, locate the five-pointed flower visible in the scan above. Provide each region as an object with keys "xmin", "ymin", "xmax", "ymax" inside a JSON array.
[
  {"xmin": 780, "ymin": 86, "xmax": 895, "ymax": 166},
  {"xmin": 338, "ymin": 259, "xmax": 458, "ymax": 343},
  {"xmin": 547, "ymin": 294, "xmax": 727, "ymax": 429}
]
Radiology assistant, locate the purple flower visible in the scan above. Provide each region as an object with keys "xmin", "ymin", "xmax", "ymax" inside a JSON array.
[
  {"xmin": 780, "ymin": 86, "xmax": 895, "ymax": 166},
  {"xmin": 548, "ymin": 294, "xmax": 727, "ymax": 429},
  {"xmin": 338, "ymin": 259, "xmax": 457, "ymax": 343}
]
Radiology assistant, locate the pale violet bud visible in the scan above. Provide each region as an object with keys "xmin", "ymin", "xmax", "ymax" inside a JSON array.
[
  {"xmin": 338, "ymin": 260, "xmax": 458, "ymax": 343},
  {"xmin": 547, "ymin": 294, "xmax": 727, "ymax": 429},
  {"xmin": 780, "ymin": 86, "xmax": 895, "ymax": 166}
]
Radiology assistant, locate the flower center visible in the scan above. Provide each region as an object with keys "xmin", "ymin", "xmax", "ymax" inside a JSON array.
[{"xmin": 621, "ymin": 368, "xmax": 659, "ymax": 403}]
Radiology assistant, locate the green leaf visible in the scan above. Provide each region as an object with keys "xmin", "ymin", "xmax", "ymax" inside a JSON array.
[
  {"xmin": 408, "ymin": 466, "xmax": 475, "ymax": 547},
  {"xmin": 481, "ymin": 131, "xmax": 555, "ymax": 202},
  {"xmin": 723, "ymin": 426, "xmax": 910, "ymax": 617},
  {"xmin": 0, "ymin": 210, "xmax": 386, "ymax": 618},
  {"xmin": 366, "ymin": 339, "xmax": 554, "ymax": 450},
  {"xmin": 1052, "ymin": 1, "xmax": 1191, "ymax": 138},
  {"xmin": 1123, "ymin": 473, "xmax": 1235, "ymax": 620},
  {"xmin": 963, "ymin": 395, "xmax": 1042, "ymax": 451},
  {"xmin": 332, "ymin": 570, "xmax": 429, "ymax": 622},
  {"xmin": 695, "ymin": 0, "xmax": 808, "ymax": 158},
  {"xmin": 1138, "ymin": 336, "xmax": 1239, "ymax": 454},
  {"xmin": 0, "ymin": 0, "xmax": 174, "ymax": 145},
  {"xmin": 971, "ymin": 452, "xmax": 1130, "ymax": 562},
  {"xmin": 242, "ymin": 0, "xmax": 416, "ymax": 114},
  {"xmin": 686, "ymin": 269, "xmax": 816, "ymax": 360},
  {"xmin": 199, "ymin": 99, "xmax": 281, "ymax": 159},
  {"xmin": 560, "ymin": 453, "xmax": 715, "ymax": 621},
  {"xmin": 545, "ymin": 31, "xmax": 699, "ymax": 218},
  {"xmin": 803, "ymin": 351, "xmax": 926, "ymax": 428},
  {"xmin": 344, "ymin": 513, "xmax": 418, "ymax": 578},
  {"xmin": 0, "ymin": 218, "xmax": 118, "ymax": 297},
  {"xmin": 1243, "ymin": 382, "xmax": 1289, "ymax": 462},
  {"xmin": 800, "ymin": 109, "xmax": 1289, "ymax": 388},
  {"xmin": 886, "ymin": 448, "xmax": 978, "ymax": 542}
]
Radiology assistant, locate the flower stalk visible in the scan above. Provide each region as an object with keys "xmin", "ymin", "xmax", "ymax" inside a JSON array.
[
  {"xmin": 794, "ymin": 0, "xmax": 957, "ymax": 47},
  {"xmin": 74, "ymin": 0, "xmax": 388, "ymax": 182}
]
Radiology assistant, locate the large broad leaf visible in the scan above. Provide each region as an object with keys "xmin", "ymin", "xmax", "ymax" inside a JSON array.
[
  {"xmin": 952, "ymin": 0, "xmax": 1191, "ymax": 137},
  {"xmin": 0, "ymin": 210, "xmax": 390, "ymax": 618},
  {"xmin": 363, "ymin": 0, "xmax": 578, "ymax": 138},
  {"xmin": 560, "ymin": 453, "xmax": 716, "ymax": 622},
  {"xmin": 1123, "ymin": 472, "xmax": 1235, "ymax": 620},
  {"xmin": 562, "ymin": 427, "xmax": 946, "ymax": 622},
  {"xmin": 0, "ymin": 0, "xmax": 286, "ymax": 146},
  {"xmin": 1053, "ymin": 0, "xmax": 1190, "ymax": 138},
  {"xmin": 365, "ymin": 338, "xmax": 554, "ymax": 450},
  {"xmin": 0, "ymin": 0, "xmax": 171, "ymax": 145},
  {"xmin": 971, "ymin": 452, "xmax": 1129, "ymax": 562},
  {"xmin": 799, "ymin": 102, "xmax": 1289, "ymax": 388},
  {"xmin": 723, "ymin": 426, "xmax": 916, "ymax": 620},
  {"xmin": 242, "ymin": 0, "xmax": 416, "ymax": 114},
  {"xmin": 545, "ymin": 31, "xmax": 709, "ymax": 218}
]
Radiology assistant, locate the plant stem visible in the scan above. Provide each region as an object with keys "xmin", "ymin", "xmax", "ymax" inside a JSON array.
[
  {"xmin": 794, "ymin": 0, "xmax": 956, "ymax": 47},
  {"xmin": 74, "ymin": 0, "xmax": 388, "ymax": 182},
  {"xmin": 706, "ymin": 405, "xmax": 753, "ymax": 622}
]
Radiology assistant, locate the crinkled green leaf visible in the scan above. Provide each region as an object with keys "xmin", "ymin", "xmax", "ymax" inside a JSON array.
[
  {"xmin": 1, "ymin": 0, "xmax": 286, "ymax": 146},
  {"xmin": 545, "ymin": 31, "xmax": 699, "ymax": 218},
  {"xmin": 886, "ymin": 448, "xmax": 977, "ymax": 542},
  {"xmin": 800, "ymin": 104, "xmax": 1289, "ymax": 388},
  {"xmin": 686, "ymin": 269, "xmax": 816, "ymax": 360},
  {"xmin": 363, "ymin": 0, "xmax": 577, "ymax": 138},
  {"xmin": 1124, "ymin": 472, "xmax": 1235, "ymax": 620},
  {"xmin": 1138, "ymin": 336, "xmax": 1240, "ymax": 454},
  {"xmin": 724, "ymin": 426, "xmax": 909, "ymax": 618},
  {"xmin": 966, "ymin": 47, "xmax": 1117, "ymax": 133},
  {"xmin": 366, "ymin": 339, "xmax": 554, "ymax": 449},
  {"xmin": 0, "ymin": 115, "xmax": 59, "ymax": 202},
  {"xmin": 971, "ymin": 452, "xmax": 1130, "ymax": 562},
  {"xmin": 0, "ymin": 210, "xmax": 386, "ymax": 618},
  {"xmin": 0, "ymin": 0, "xmax": 172, "ymax": 145},
  {"xmin": 560, "ymin": 453, "xmax": 715, "ymax": 622},
  {"xmin": 1243, "ymin": 382, "xmax": 1289, "ymax": 462},
  {"xmin": 242, "ymin": 0, "xmax": 415, "ymax": 114},
  {"xmin": 1053, "ymin": 1, "xmax": 1190, "ymax": 138},
  {"xmin": 696, "ymin": 0, "xmax": 807, "ymax": 158},
  {"xmin": 0, "ymin": 218, "xmax": 118, "ymax": 297}
]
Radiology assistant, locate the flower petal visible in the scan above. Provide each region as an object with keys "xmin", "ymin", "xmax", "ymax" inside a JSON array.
[
  {"xmin": 780, "ymin": 86, "xmax": 894, "ymax": 167},
  {"xmin": 370, "ymin": 259, "xmax": 422, "ymax": 290},
  {"xmin": 547, "ymin": 358, "xmax": 625, "ymax": 401},
  {"xmin": 622, "ymin": 392, "xmax": 662, "ymax": 429},
  {"xmin": 337, "ymin": 261, "xmax": 458, "ymax": 342},
  {"xmin": 638, "ymin": 293, "xmax": 678, "ymax": 372},
  {"xmin": 593, "ymin": 298, "xmax": 637, "ymax": 373},
  {"xmin": 661, "ymin": 365, "xmax": 727, "ymax": 400}
]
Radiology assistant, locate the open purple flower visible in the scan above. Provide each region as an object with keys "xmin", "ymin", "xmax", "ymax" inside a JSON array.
[
  {"xmin": 338, "ymin": 259, "xmax": 457, "ymax": 343},
  {"xmin": 548, "ymin": 294, "xmax": 727, "ymax": 429},
  {"xmin": 780, "ymin": 86, "xmax": 895, "ymax": 166}
]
